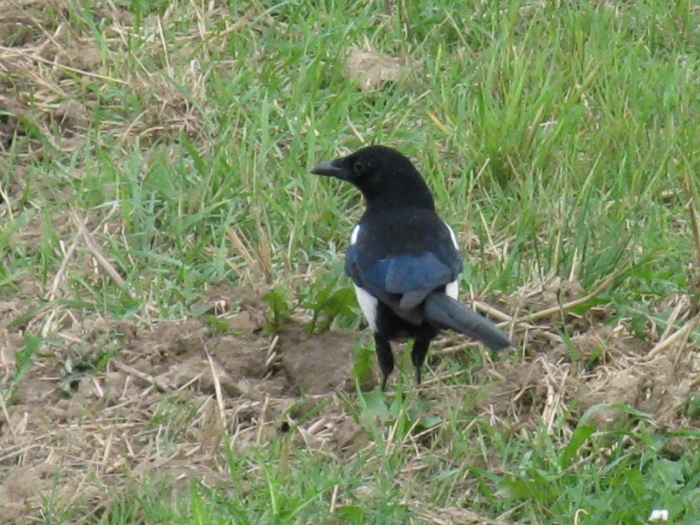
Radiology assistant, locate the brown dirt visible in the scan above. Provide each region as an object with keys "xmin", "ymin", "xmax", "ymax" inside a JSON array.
[
  {"xmin": 0, "ymin": 288, "xmax": 359, "ymax": 523},
  {"xmin": 1, "ymin": 273, "xmax": 698, "ymax": 523}
]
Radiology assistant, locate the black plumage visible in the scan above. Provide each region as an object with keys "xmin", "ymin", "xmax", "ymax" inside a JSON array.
[{"xmin": 312, "ymin": 145, "xmax": 513, "ymax": 389}]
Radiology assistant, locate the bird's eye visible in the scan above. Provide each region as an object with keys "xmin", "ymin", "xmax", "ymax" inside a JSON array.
[{"xmin": 353, "ymin": 160, "xmax": 366, "ymax": 175}]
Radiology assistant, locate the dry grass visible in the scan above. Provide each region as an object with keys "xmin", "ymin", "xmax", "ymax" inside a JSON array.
[{"xmin": 1, "ymin": 0, "xmax": 208, "ymax": 166}]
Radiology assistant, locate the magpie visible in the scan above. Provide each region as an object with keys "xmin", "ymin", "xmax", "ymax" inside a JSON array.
[{"xmin": 312, "ymin": 145, "xmax": 514, "ymax": 390}]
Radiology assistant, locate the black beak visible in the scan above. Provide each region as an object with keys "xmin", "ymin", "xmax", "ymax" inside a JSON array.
[{"xmin": 311, "ymin": 159, "xmax": 352, "ymax": 180}]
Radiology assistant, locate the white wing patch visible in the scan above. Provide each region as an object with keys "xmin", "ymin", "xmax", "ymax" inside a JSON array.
[
  {"xmin": 353, "ymin": 285, "xmax": 378, "ymax": 332},
  {"xmin": 444, "ymin": 222, "xmax": 459, "ymax": 299},
  {"xmin": 350, "ymin": 225, "xmax": 360, "ymax": 245},
  {"xmin": 444, "ymin": 222, "xmax": 459, "ymax": 250},
  {"xmin": 445, "ymin": 280, "xmax": 458, "ymax": 299}
]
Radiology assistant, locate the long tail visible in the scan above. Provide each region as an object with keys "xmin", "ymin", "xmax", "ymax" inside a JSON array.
[{"xmin": 423, "ymin": 293, "xmax": 514, "ymax": 351}]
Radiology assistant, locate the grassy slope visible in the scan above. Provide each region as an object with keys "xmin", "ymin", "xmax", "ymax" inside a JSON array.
[{"xmin": 3, "ymin": 0, "xmax": 700, "ymax": 523}]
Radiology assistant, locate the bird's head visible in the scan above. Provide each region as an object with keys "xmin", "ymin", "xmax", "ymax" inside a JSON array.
[{"xmin": 311, "ymin": 145, "xmax": 434, "ymax": 210}]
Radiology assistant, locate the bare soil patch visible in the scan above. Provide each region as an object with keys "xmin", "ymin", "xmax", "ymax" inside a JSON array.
[
  {"xmin": 0, "ymin": 287, "xmax": 359, "ymax": 523},
  {"xmin": 1, "ymin": 274, "xmax": 698, "ymax": 523}
]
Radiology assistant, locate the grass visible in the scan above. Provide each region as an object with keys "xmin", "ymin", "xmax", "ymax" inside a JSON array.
[{"xmin": 2, "ymin": 0, "xmax": 700, "ymax": 523}]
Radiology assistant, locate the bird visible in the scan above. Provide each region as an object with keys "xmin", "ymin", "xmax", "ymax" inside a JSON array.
[{"xmin": 311, "ymin": 145, "xmax": 514, "ymax": 390}]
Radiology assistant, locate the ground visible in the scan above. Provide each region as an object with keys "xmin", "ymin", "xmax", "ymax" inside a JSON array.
[{"xmin": 2, "ymin": 276, "xmax": 698, "ymax": 523}]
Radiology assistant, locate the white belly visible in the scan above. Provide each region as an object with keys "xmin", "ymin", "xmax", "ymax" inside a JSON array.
[{"xmin": 353, "ymin": 285, "xmax": 378, "ymax": 332}]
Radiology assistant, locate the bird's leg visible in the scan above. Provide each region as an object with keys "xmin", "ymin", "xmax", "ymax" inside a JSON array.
[
  {"xmin": 373, "ymin": 333, "xmax": 394, "ymax": 391},
  {"xmin": 411, "ymin": 337, "xmax": 432, "ymax": 385}
]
